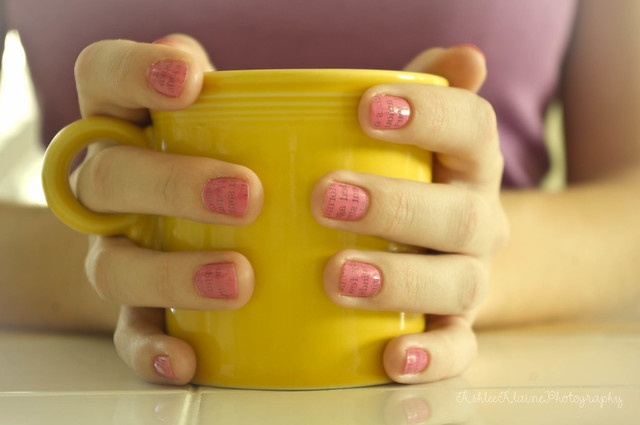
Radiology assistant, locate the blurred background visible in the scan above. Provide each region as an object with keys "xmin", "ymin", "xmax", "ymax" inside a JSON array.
[
  {"xmin": 0, "ymin": 28, "xmax": 566, "ymax": 211},
  {"xmin": 0, "ymin": 29, "xmax": 46, "ymax": 206}
]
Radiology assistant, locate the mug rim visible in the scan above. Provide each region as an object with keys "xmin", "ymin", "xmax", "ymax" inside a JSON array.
[{"xmin": 200, "ymin": 68, "xmax": 448, "ymax": 91}]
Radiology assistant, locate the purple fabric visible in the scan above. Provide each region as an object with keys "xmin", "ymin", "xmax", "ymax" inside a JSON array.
[{"xmin": 6, "ymin": 0, "xmax": 577, "ymax": 187}]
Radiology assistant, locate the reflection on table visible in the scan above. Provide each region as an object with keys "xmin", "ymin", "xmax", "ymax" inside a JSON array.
[{"xmin": 1, "ymin": 320, "xmax": 638, "ymax": 424}]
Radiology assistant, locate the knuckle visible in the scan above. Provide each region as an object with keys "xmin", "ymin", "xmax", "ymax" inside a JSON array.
[
  {"xmin": 401, "ymin": 264, "xmax": 429, "ymax": 310},
  {"xmin": 112, "ymin": 327, "xmax": 129, "ymax": 362},
  {"xmin": 111, "ymin": 43, "xmax": 141, "ymax": 91},
  {"xmin": 494, "ymin": 149, "xmax": 506, "ymax": 175},
  {"xmin": 151, "ymin": 255, "xmax": 175, "ymax": 302},
  {"xmin": 421, "ymin": 89, "xmax": 450, "ymax": 142},
  {"xmin": 74, "ymin": 40, "xmax": 141, "ymax": 100},
  {"xmin": 473, "ymin": 96, "xmax": 498, "ymax": 142},
  {"xmin": 457, "ymin": 258, "xmax": 488, "ymax": 311},
  {"xmin": 85, "ymin": 241, "xmax": 115, "ymax": 302},
  {"xmin": 74, "ymin": 41, "xmax": 104, "ymax": 82},
  {"xmin": 81, "ymin": 149, "xmax": 116, "ymax": 209},
  {"xmin": 493, "ymin": 210, "xmax": 511, "ymax": 253},
  {"xmin": 450, "ymin": 193, "xmax": 482, "ymax": 251},
  {"xmin": 155, "ymin": 161, "xmax": 185, "ymax": 209},
  {"xmin": 112, "ymin": 313, "xmax": 133, "ymax": 353},
  {"xmin": 381, "ymin": 190, "xmax": 415, "ymax": 237},
  {"xmin": 112, "ymin": 322, "xmax": 125, "ymax": 348}
]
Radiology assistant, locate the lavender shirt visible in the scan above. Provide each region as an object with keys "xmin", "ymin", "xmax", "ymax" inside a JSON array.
[{"xmin": 7, "ymin": 0, "xmax": 577, "ymax": 187}]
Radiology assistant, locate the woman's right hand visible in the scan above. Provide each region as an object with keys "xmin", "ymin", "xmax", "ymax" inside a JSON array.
[{"xmin": 71, "ymin": 34, "xmax": 263, "ymax": 384}]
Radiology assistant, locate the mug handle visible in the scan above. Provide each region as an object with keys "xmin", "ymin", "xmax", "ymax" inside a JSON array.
[{"xmin": 42, "ymin": 116, "xmax": 150, "ymax": 235}]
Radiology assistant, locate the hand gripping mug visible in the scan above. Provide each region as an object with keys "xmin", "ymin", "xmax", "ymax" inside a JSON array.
[{"xmin": 42, "ymin": 69, "xmax": 447, "ymax": 389}]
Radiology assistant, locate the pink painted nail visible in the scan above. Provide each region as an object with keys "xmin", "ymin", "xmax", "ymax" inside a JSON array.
[
  {"xmin": 148, "ymin": 60, "xmax": 188, "ymax": 97},
  {"xmin": 403, "ymin": 348, "xmax": 429, "ymax": 375},
  {"xmin": 194, "ymin": 263, "xmax": 238, "ymax": 299},
  {"xmin": 153, "ymin": 355, "xmax": 177, "ymax": 380},
  {"xmin": 203, "ymin": 178, "xmax": 249, "ymax": 217},
  {"xmin": 323, "ymin": 182, "xmax": 368, "ymax": 221},
  {"xmin": 402, "ymin": 397, "xmax": 430, "ymax": 424},
  {"xmin": 340, "ymin": 261, "xmax": 382, "ymax": 297},
  {"xmin": 370, "ymin": 95, "xmax": 411, "ymax": 129}
]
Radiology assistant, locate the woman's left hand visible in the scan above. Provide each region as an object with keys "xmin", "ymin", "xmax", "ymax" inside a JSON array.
[{"xmin": 312, "ymin": 45, "xmax": 509, "ymax": 383}]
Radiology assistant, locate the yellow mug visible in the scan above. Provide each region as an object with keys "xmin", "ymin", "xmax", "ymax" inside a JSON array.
[{"xmin": 42, "ymin": 69, "xmax": 447, "ymax": 389}]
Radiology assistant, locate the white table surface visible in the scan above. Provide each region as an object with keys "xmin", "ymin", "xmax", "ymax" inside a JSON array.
[{"xmin": 1, "ymin": 319, "xmax": 638, "ymax": 424}]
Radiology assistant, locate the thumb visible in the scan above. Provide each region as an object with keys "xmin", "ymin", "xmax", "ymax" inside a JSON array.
[
  {"xmin": 75, "ymin": 34, "xmax": 216, "ymax": 121},
  {"xmin": 153, "ymin": 33, "xmax": 216, "ymax": 72},
  {"xmin": 404, "ymin": 45, "xmax": 487, "ymax": 93}
]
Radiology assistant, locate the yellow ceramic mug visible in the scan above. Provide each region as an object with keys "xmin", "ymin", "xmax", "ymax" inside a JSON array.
[{"xmin": 42, "ymin": 69, "xmax": 447, "ymax": 389}]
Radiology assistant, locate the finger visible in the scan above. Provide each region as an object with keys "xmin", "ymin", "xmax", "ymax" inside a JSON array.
[
  {"xmin": 323, "ymin": 250, "xmax": 488, "ymax": 315},
  {"xmin": 384, "ymin": 316, "xmax": 477, "ymax": 384},
  {"xmin": 85, "ymin": 236, "xmax": 254, "ymax": 309},
  {"xmin": 312, "ymin": 171, "xmax": 507, "ymax": 255},
  {"xmin": 114, "ymin": 306, "xmax": 196, "ymax": 385},
  {"xmin": 75, "ymin": 34, "xmax": 215, "ymax": 122},
  {"xmin": 76, "ymin": 145, "xmax": 263, "ymax": 225},
  {"xmin": 403, "ymin": 45, "xmax": 487, "ymax": 93},
  {"xmin": 358, "ymin": 82, "xmax": 502, "ymax": 190}
]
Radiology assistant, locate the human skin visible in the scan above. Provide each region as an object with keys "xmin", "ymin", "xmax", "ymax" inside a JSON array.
[
  {"xmin": 60, "ymin": 35, "xmax": 504, "ymax": 384},
  {"xmin": 476, "ymin": 0, "xmax": 640, "ymax": 326},
  {"xmin": 1, "ymin": 0, "xmax": 639, "ymax": 385}
]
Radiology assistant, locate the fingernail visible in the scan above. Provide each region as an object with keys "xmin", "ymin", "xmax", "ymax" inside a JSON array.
[
  {"xmin": 403, "ymin": 348, "xmax": 429, "ymax": 375},
  {"xmin": 153, "ymin": 355, "xmax": 177, "ymax": 380},
  {"xmin": 323, "ymin": 182, "xmax": 368, "ymax": 221},
  {"xmin": 203, "ymin": 178, "xmax": 249, "ymax": 217},
  {"xmin": 194, "ymin": 263, "xmax": 238, "ymax": 299},
  {"xmin": 402, "ymin": 397, "xmax": 430, "ymax": 424},
  {"xmin": 340, "ymin": 261, "xmax": 382, "ymax": 297},
  {"xmin": 370, "ymin": 95, "xmax": 411, "ymax": 129},
  {"xmin": 148, "ymin": 59, "xmax": 188, "ymax": 97}
]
